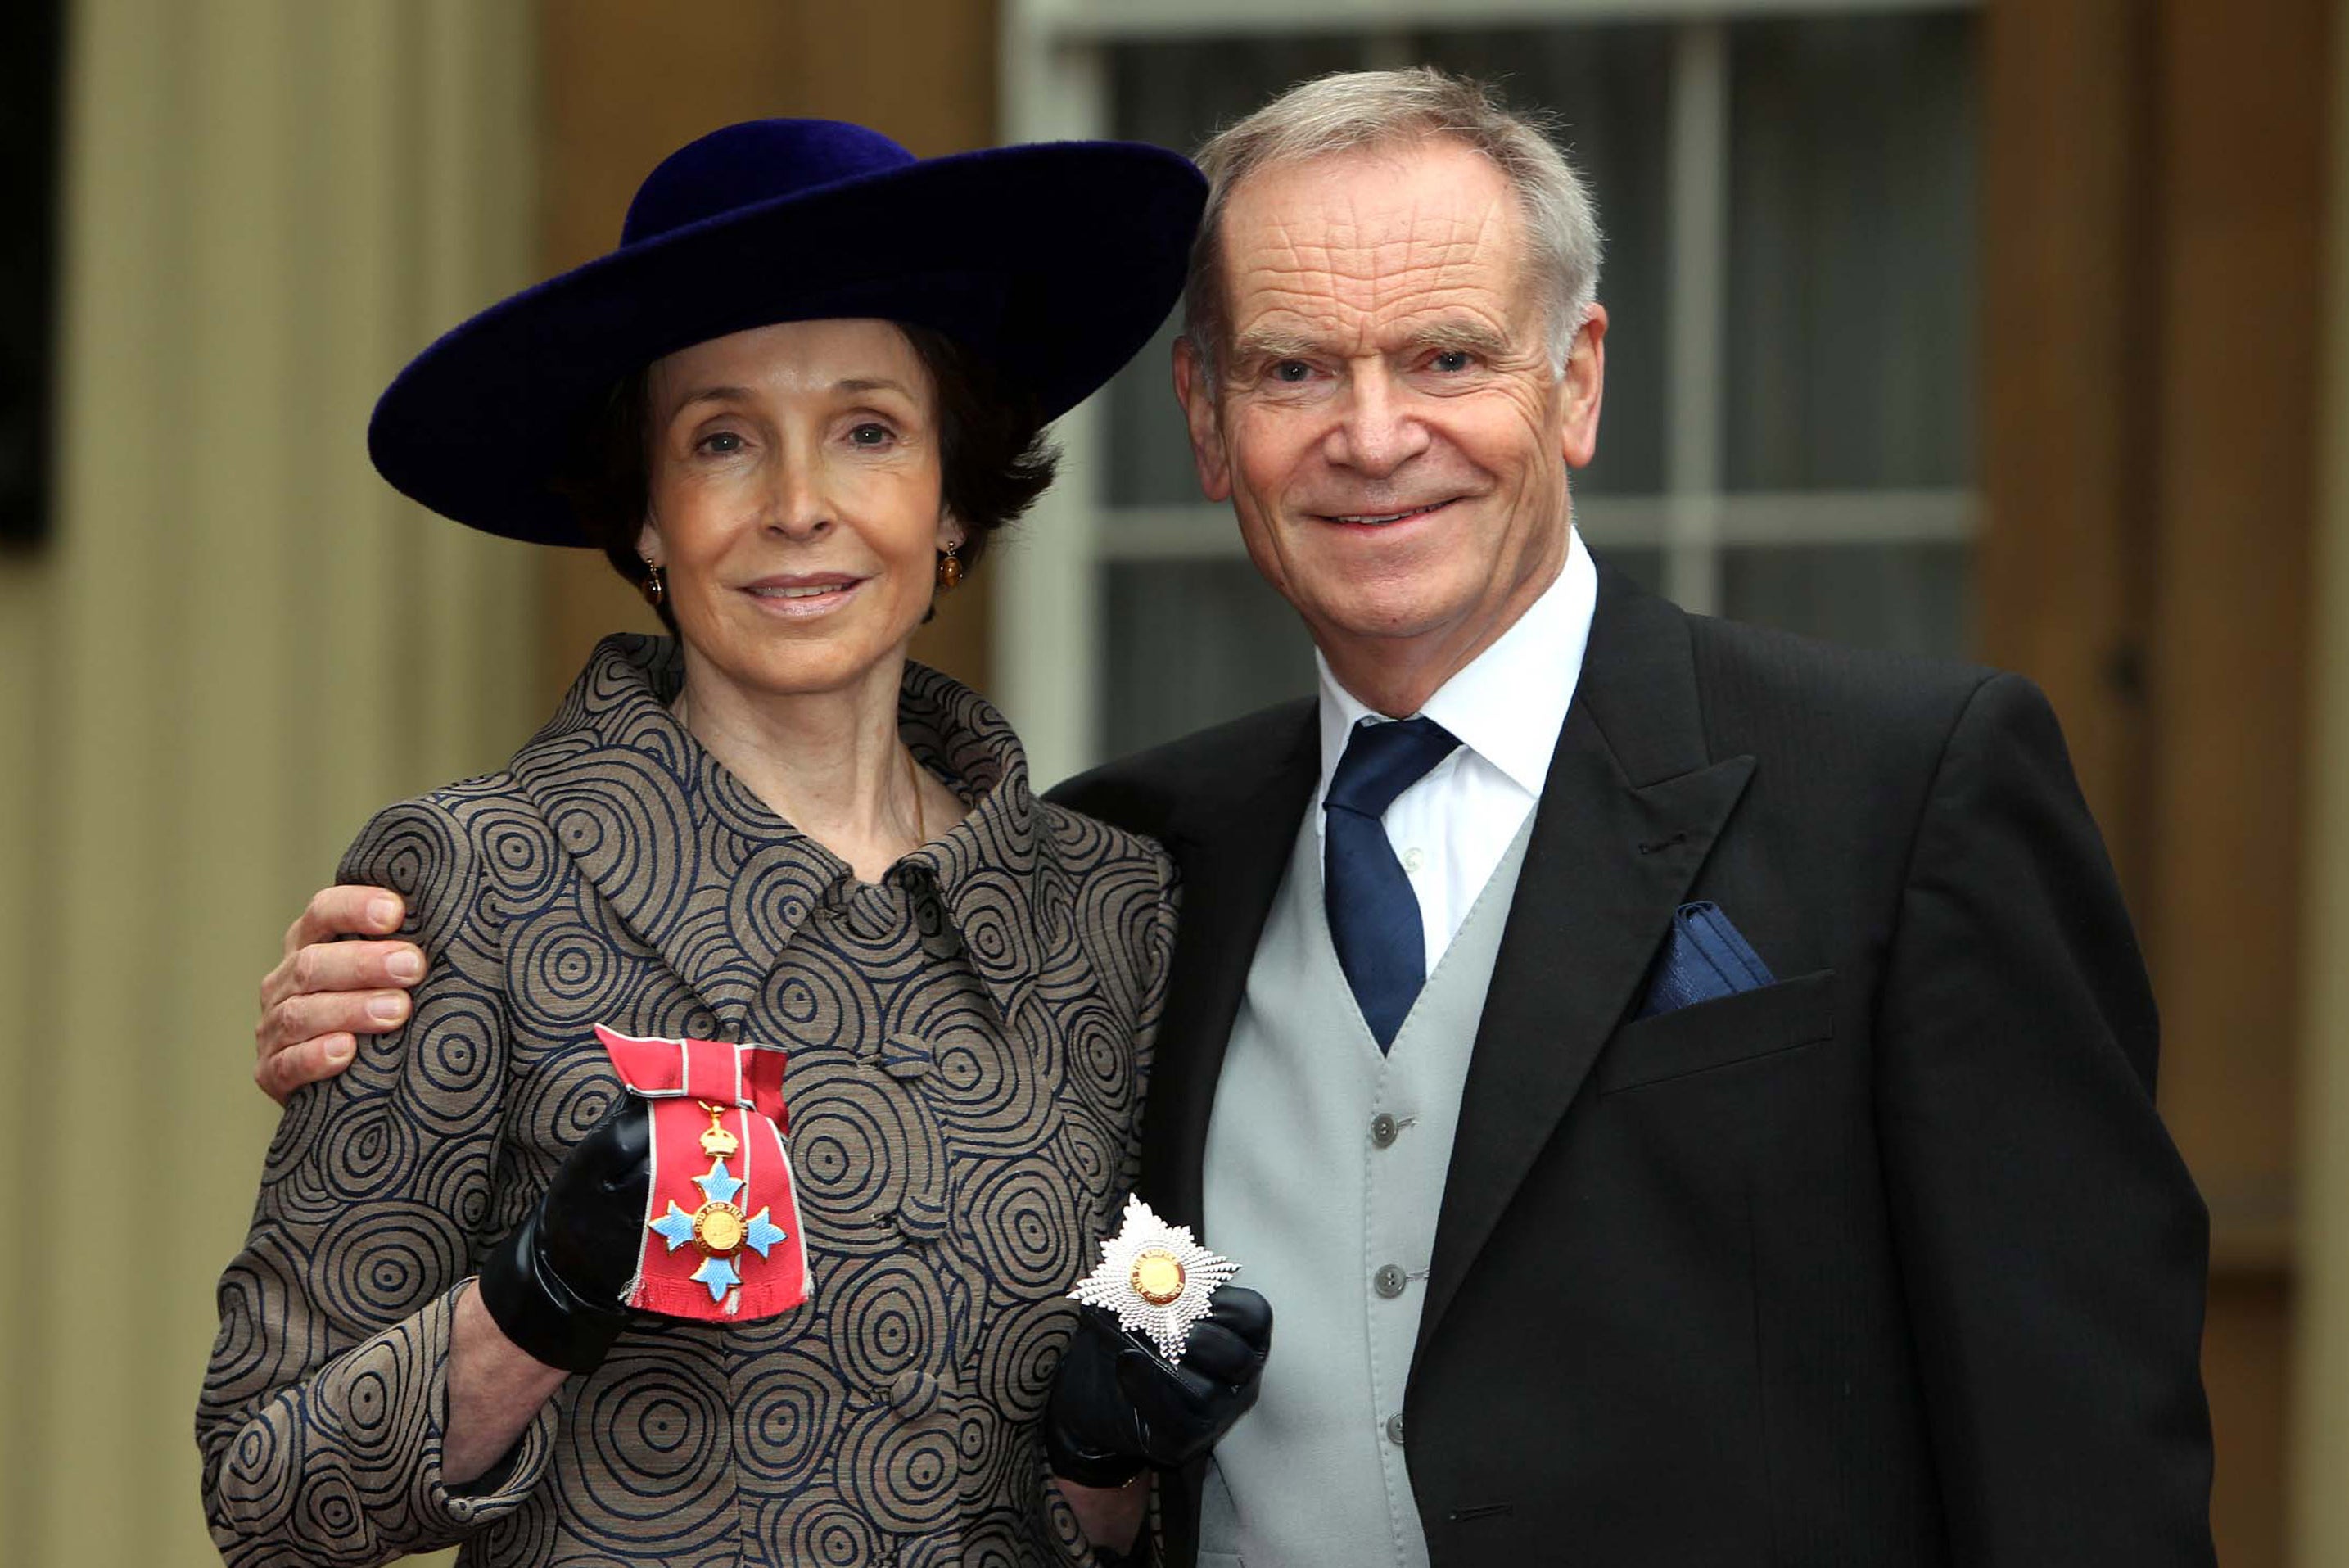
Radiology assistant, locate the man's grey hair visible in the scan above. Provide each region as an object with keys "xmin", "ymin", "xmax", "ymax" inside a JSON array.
[{"xmin": 1181, "ymin": 66, "xmax": 1605, "ymax": 387}]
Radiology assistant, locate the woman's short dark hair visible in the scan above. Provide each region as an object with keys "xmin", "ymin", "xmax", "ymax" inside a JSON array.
[{"xmin": 553, "ymin": 323, "xmax": 1058, "ymax": 634}]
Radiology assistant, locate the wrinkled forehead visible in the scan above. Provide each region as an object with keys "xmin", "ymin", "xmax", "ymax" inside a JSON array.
[{"xmin": 1216, "ymin": 142, "xmax": 1531, "ymax": 346}]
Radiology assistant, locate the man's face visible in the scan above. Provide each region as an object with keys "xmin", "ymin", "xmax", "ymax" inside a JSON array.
[{"xmin": 1175, "ymin": 139, "xmax": 1606, "ymax": 707}]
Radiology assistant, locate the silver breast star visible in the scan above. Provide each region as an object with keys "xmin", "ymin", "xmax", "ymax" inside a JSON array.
[{"xmin": 1070, "ymin": 1195, "xmax": 1239, "ymax": 1361}]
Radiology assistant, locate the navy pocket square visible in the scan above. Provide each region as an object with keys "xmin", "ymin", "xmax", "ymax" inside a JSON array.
[{"xmin": 1637, "ymin": 902, "xmax": 1776, "ymax": 1019}]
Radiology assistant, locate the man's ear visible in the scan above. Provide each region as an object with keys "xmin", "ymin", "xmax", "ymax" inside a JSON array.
[
  {"xmin": 1172, "ymin": 337, "xmax": 1232, "ymax": 503},
  {"xmin": 1560, "ymin": 303, "xmax": 1608, "ymax": 471}
]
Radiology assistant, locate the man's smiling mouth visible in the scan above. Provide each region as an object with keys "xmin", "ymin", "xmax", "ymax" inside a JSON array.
[{"xmin": 1319, "ymin": 499, "xmax": 1456, "ymax": 526}]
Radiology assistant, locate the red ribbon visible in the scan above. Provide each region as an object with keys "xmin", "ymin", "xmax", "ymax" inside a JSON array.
[{"xmin": 595, "ymin": 1023, "xmax": 811, "ymax": 1322}]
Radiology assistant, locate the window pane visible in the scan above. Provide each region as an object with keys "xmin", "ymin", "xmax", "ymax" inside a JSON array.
[
  {"xmin": 1721, "ymin": 542, "xmax": 1971, "ymax": 658},
  {"xmin": 1411, "ymin": 23, "xmax": 1672, "ymax": 495},
  {"xmin": 1100, "ymin": 560, "xmax": 1319, "ymax": 756},
  {"xmin": 1724, "ymin": 11, "xmax": 1977, "ymax": 491}
]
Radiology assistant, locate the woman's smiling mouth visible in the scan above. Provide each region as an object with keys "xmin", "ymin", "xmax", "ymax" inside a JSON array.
[{"xmin": 740, "ymin": 574, "xmax": 865, "ymax": 615}]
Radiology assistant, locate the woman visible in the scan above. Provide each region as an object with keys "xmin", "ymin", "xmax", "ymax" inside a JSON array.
[{"xmin": 198, "ymin": 119, "xmax": 1266, "ymax": 1567}]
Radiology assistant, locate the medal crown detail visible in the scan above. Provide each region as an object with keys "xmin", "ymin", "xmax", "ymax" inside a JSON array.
[
  {"xmin": 699, "ymin": 1101, "xmax": 740, "ymax": 1159},
  {"xmin": 1071, "ymin": 1195, "xmax": 1238, "ymax": 1361}
]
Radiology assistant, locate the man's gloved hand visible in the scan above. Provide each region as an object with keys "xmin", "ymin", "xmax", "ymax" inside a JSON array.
[
  {"xmin": 475, "ymin": 1093, "xmax": 649, "ymax": 1374},
  {"xmin": 1046, "ymin": 1286, "xmax": 1273, "ymax": 1487}
]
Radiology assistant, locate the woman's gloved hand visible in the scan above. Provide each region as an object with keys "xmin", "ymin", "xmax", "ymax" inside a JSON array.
[
  {"xmin": 474, "ymin": 1094, "xmax": 649, "ymax": 1373},
  {"xmin": 1045, "ymin": 1286, "xmax": 1273, "ymax": 1487}
]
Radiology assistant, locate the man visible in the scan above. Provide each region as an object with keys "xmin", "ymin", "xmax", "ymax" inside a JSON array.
[{"xmin": 254, "ymin": 70, "xmax": 2215, "ymax": 1566}]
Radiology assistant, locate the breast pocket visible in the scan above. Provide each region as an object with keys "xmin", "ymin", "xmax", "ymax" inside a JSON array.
[{"xmin": 1597, "ymin": 969, "xmax": 1836, "ymax": 1095}]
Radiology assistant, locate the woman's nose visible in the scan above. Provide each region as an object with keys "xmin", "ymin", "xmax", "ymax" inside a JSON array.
[{"xmin": 761, "ymin": 457, "xmax": 833, "ymax": 537}]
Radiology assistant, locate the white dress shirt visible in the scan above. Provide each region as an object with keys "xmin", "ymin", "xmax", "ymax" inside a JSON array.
[{"xmin": 1314, "ymin": 528, "xmax": 1598, "ymax": 973}]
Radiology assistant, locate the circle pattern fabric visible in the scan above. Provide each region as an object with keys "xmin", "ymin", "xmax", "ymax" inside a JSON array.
[{"xmin": 200, "ymin": 635, "xmax": 1175, "ymax": 1566}]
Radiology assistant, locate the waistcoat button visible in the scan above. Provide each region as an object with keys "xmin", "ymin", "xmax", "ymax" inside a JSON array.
[
  {"xmin": 1374, "ymin": 1263, "xmax": 1407, "ymax": 1298},
  {"xmin": 1386, "ymin": 1413, "xmax": 1407, "ymax": 1446},
  {"xmin": 1370, "ymin": 1112, "xmax": 1398, "ymax": 1147}
]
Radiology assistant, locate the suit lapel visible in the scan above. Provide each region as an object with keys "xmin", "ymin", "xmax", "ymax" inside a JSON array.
[
  {"xmin": 1417, "ymin": 567, "xmax": 1754, "ymax": 1356},
  {"xmin": 1136, "ymin": 703, "xmax": 1320, "ymax": 1232}
]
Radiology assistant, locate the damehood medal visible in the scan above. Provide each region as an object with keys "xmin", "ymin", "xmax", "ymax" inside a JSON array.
[{"xmin": 595, "ymin": 1023, "xmax": 811, "ymax": 1322}]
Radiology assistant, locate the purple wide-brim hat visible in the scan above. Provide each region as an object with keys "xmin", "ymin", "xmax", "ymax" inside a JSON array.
[{"xmin": 368, "ymin": 119, "xmax": 1207, "ymax": 545}]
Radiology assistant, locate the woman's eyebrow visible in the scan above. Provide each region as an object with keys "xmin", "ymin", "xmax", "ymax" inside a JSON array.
[
  {"xmin": 833, "ymin": 376, "xmax": 916, "ymax": 397},
  {"xmin": 668, "ymin": 384, "xmax": 753, "ymax": 413}
]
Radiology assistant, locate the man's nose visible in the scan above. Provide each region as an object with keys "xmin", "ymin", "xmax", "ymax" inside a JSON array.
[{"xmin": 1326, "ymin": 364, "xmax": 1430, "ymax": 477}]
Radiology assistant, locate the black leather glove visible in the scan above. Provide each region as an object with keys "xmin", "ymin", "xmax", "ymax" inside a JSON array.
[
  {"xmin": 1045, "ymin": 1286, "xmax": 1273, "ymax": 1487},
  {"xmin": 474, "ymin": 1093, "xmax": 649, "ymax": 1373}
]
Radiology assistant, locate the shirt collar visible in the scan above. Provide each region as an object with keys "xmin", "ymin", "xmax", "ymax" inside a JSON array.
[{"xmin": 1316, "ymin": 526, "xmax": 1598, "ymax": 804}]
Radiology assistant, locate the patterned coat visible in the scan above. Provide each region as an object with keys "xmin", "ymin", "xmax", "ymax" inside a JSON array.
[{"xmin": 199, "ymin": 635, "xmax": 1176, "ymax": 1567}]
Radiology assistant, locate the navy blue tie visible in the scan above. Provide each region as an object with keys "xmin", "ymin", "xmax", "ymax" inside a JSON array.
[{"xmin": 1324, "ymin": 716, "xmax": 1460, "ymax": 1051}]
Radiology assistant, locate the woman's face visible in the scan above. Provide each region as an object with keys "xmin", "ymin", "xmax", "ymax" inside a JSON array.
[{"xmin": 638, "ymin": 318, "xmax": 961, "ymax": 703}]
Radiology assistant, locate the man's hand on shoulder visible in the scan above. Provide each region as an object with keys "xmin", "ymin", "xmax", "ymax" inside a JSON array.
[{"xmin": 254, "ymin": 884, "xmax": 427, "ymax": 1104}]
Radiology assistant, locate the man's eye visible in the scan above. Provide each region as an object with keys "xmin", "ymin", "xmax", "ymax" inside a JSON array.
[
  {"xmin": 1271, "ymin": 360, "xmax": 1313, "ymax": 384},
  {"xmin": 1431, "ymin": 350, "xmax": 1474, "ymax": 373}
]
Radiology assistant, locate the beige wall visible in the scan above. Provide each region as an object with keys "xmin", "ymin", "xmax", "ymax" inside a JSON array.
[
  {"xmin": 2293, "ymin": 2, "xmax": 2349, "ymax": 1557},
  {"xmin": 0, "ymin": 2, "xmax": 540, "ymax": 1561}
]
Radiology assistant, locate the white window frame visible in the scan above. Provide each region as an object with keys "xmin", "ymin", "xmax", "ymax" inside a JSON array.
[{"xmin": 996, "ymin": 0, "xmax": 1981, "ymax": 787}]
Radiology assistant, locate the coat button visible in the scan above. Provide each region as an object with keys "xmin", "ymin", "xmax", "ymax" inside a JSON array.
[
  {"xmin": 1374, "ymin": 1263, "xmax": 1407, "ymax": 1298},
  {"xmin": 1386, "ymin": 1413, "xmax": 1406, "ymax": 1446},
  {"xmin": 888, "ymin": 1368, "xmax": 941, "ymax": 1419},
  {"xmin": 878, "ymin": 1033, "xmax": 933, "ymax": 1079},
  {"xmin": 1370, "ymin": 1113, "xmax": 1398, "ymax": 1148}
]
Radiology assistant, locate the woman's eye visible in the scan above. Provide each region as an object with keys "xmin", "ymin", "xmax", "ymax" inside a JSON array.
[
  {"xmin": 1431, "ymin": 350, "xmax": 1474, "ymax": 373},
  {"xmin": 1272, "ymin": 359, "xmax": 1313, "ymax": 384},
  {"xmin": 848, "ymin": 423, "xmax": 894, "ymax": 447},
  {"xmin": 696, "ymin": 431, "xmax": 743, "ymax": 456}
]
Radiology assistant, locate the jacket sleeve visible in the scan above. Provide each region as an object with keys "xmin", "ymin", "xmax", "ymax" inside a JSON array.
[
  {"xmin": 197, "ymin": 795, "xmax": 557, "ymax": 1566},
  {"xmin": 1875, "ymin": 672, "xmax": 2216, "ymax": 1565}
]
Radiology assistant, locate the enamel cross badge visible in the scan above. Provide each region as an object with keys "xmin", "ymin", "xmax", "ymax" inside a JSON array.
[
  {"xmin": 1070, "ymin": 1195, "xmax": 1240, "ymax": 1361},
  {"xmin": 596, "ymin": 1023, "xmax": 811, "ymax": 1323}
]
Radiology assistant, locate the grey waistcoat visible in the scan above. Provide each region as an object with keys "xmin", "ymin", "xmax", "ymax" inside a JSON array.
[{"xmin": 1196, "ymin": 805, "xmax": 1534, "ymax": 1567}]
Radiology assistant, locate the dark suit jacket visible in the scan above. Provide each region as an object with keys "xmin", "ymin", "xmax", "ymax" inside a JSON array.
[{"xmin": 1050, "ymin": 564, "xmax": 2215, "ymax": 1567}]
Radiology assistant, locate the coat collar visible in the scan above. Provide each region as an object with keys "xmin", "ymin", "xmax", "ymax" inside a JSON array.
[
  {"xmin": 1414, "ymin": 561, "xmax": 1754, "ymax": 1357},
  {"xmin": 509, "ymin": 634, "xmax": 1050, "ymax": 1028}
]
